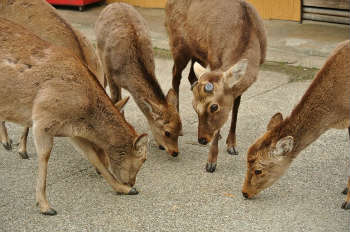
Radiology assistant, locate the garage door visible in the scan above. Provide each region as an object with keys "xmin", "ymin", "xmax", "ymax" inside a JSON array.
[{"xmin": 303, "ymin": 0, "xmax": 350, "ymax": 24}]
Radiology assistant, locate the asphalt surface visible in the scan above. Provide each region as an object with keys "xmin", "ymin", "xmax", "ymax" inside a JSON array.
[{"xmin": 1, "ymin": 3, "xmax": 349, "ymax": 232}]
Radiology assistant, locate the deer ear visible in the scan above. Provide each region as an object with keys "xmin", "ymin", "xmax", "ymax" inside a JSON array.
[
  {"xmin": 271, "ymin": 136, "xmax": 294, "ymax": 157},
  {"xmin": 133, "ymin": 133, "xmax": 148, "ymax": 151},
  {"xmin": 194, "ymin": 62, "xmax": 209, "ymax": 79},
  {"xmin": 166, "ymin": 89, "xmax": 178, "ymax": 107},
  {"xmin": 223, "ymin": 59, "xmax": 248, "ymax": 89},
  {"xmin": 115, "ymin": 96, "xmax": 130, "ymax": 113},
  {"xmin": 142, "ymin": 98, "xmax": 162, "ymax": 120},
  {"xmin": 267, "ymin": 113, "xmax": 283, "ymax": 131}
]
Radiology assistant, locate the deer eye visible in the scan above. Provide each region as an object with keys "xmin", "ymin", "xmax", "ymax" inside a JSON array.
[
  {"xmin": 165, "ymin": 131, "xmax": 171, "ymax": 137},
  {"xmin": 255, "ymin": 170, "xmax": 262, "ymax": 175},
  {"xmin": 210, "ymin": 104, "xmax": 218, "ymax": 113}
]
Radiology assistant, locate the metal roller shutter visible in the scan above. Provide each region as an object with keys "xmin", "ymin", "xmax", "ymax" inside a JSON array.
[{"xmin": 302, "ymin": 0, "xmax": 350, "ymax": 24}]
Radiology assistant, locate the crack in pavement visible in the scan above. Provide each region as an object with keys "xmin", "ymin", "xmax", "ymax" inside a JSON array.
[
  {"xmin": 244, "ymin": 82, "xmax": 290, "ymax": 102},
  {"xmin": 46, "ymin": 167, "xmax": 91, "ymax": 187},
  {"xmin": 1, "ymin": 167, "xmax": 91, "ymax": 201}
]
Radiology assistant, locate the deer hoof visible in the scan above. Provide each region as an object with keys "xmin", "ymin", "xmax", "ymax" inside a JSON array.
[
  {"xmin": 128, "ymin": 188, "xmax": 139, "ymax": 195},
  {"xmin": 227, "ymin": 147, "xmax": 238, "ymax": 155},
  {"xmin": 341, "ymin": 201, "xmax": 350, "ymax": 210},
  {"xmin": 342, "ymin": 187, "xmax": 348, "ymax": 195},
  {"xmin": 2, "ymin": 140, "xmax": 12, "ymax": 150},
  {"xmin": 158, "ymin": 145, "xmax": 165, "ymax": 150},
  {"xmin": 41, "ymin": 208, "xmax": 57, "ymax": 216},
  {"xmin": 206, "ymin": 162, "xmax": 217, "ymax": 173},
  {"xmin": 95, "ymin": 168, "xmax": 101, "ymax": 176},
  {"xmin": 19, "ymin": 152, "xmax": 29, "ymax": 159}
]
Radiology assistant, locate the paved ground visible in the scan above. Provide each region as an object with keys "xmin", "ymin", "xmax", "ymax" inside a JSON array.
[
  {"xmin": 1, "ymin": 3, "xmax": 349, "ymax": 232},
  {"xmin": 56, "ymin": 3, "xmax": 349, "ymax": 69}
]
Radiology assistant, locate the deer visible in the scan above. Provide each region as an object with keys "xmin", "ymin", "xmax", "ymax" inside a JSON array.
[
  {"xmin": 95, "ymin": 3, "xmax": 182, "ymax": 157},
  {"xmin": 165, "ymin": 0, "xmax": 267, "ymax": 172},
  {"xmin": 0, "ymin": 0, "xmax": 105, "ymax": 159},
  {"xmin": 0, "ymin": 18, "xmax": 148, "ymax": 215},
  {"xmin": 242, "ymin": 40, "xmax": 350, "ymax": 209}
]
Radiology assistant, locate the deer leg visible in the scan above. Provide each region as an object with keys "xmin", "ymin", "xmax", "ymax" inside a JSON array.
[
  {"xmin": 206, "ymin": 130, "xmax": 221, "ymax": 173},
  {"xmin": 69, "ymin": 137, "xmax": 136, "ymax": 195},
  {"xmin": 226, "ymin": 96, "xmax": 241, "ymax": 155},
  {"xmin": 107, "ymin": 75, "xmax": 122, "ymax": 104},
  {"xmin": 0, "ymin": 121, "xmax": 12, "ymax": 150},
  {"xmin": 341, "ymin": 176, "xmax": 350, "ymax": 210},
  {"xmin": 18, "ymin": 127, "xmax": 29, "ymax": 159},
  {"xmin": 172, "ymin": 53, "xmax": 190, "ymax": 111},
  {"xmin": 94, "ymin": 144, "xmax": 109, "ymax": 176},
  {"xmin": 341, "ymin": 127, "xmax": 350, "ymax": 209},
  {"xmin": 188, "ymin": 58, "xmax": 201, "ymax": 85},
  {"xmin": 33, "ymin": 125, "xmax": 56, "ymax": 215}
]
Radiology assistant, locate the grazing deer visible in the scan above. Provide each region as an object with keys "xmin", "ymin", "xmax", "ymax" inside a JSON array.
[
  {"xmin": 165, "ymin": 0, "xmax": 267, "ymax": 172},
  {"xmin": 95, "ymin": 3, "xmax": 182, "ymax": 157},
  {"xmin": 0, "ymin": 18, "xmax": 148, "ymax": 215},
  {"xmin": 0, "ymin": 0, "xmax": 104, "ymax": 159},
  {"xmin": 242, "ymin": 40, "xmax": 350, "ymax": 209}
]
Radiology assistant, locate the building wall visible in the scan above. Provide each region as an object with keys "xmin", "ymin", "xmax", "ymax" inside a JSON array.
[
  {"xmin": 246, "ymin": 0, "xmax": 301, "ymax": 21},
  {"xmin": 106, "ymin": 0, "xmax": 301, "ymax": 21},
  {"xmin": 106, "ymin": 0, "xmax": 166, "ymax": 8}
]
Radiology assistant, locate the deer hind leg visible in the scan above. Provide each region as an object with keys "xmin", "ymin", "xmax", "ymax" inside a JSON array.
[
  {"xmin": 171, "ymin": 50, "xmax": 190, "ymax": 111},
  {"xmin": 18, "ymin": 127, "xmax": 29, "ymax": 159},
  {"xmin": 0, "ymin": 121, "xmax": 12, "ymax": 150},
  {"xmin": 33, "ymin": 125, "xmax": 56, "ymax": 215},
  {"xmin": 69, "ymin": 137, "xmax": 137, "ymax": 195},
  {"xmin": 226, "ymin": 96, "xmax": 241, "ymax": 155},
  {"xmin": 206, "ymin": 130, "xmax": 222, "ymax": 173}
]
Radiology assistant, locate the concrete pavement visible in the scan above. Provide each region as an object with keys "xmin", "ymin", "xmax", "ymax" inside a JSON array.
[
  {"xmin": 0, "ymin": 3, "xmax": 349, "ymax": 232},
  {"xmin": 56, "ymin": 3, "xmax": 350, "ymax": 69}
]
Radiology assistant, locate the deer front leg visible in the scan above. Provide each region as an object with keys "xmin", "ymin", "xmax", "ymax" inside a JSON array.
[
  {"xmin": 188, "ymin": 58, "xmax": 201, "ymax": 85},
  {"xmin": 69, "ymin": 137, "xmax": 137, "ymax": 195},
  {"xmin": 226, "ymin": 96, "xmax": 241, "ymax": 155},
  {"xmin": 0, "ymin": 121, "xmax": 12, "ymax": 150},
  {"xmin": 206, "ymin": 130, "xmax": 221, "ymax": 173},
  {"xmin": 107, "ymin": 75, "xmax": 122, "ymax": 104},
  {"xmin": 33, "ymin": 126, "xmax": 56, "ymax": 215},
  {"xmin": 341, "ymin": 176, "xmax": 350, "ymax": 209},
  {"xmin": 171, "ymin": 50, "xmax": 190, "ymax": 111},
  {"xmin": 18, "ymin": 127, "xmax": 29, "ymax": 159},
  {"xmin": 94, "ymin": 144, "xmax": 109, "ymax": 176},
  {"xmin": 341, "ymin": 127, "xmax": 350, "ymax": 209}
]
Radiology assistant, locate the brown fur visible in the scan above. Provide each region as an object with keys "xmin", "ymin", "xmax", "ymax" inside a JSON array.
[
  {"xmin": 0, "ymin": 0, "xmax": 105, "ymax": 157},
  {"xmin": 166, "ymin": 0, "xmax": 266, "ymax": 171},
  {"xmin": 242, "ymin": 40, "xmax": 350, "ymax": 209},
  {"xmin": 0, "ymin": 19, "xmax": 148, "ymax": 215},
  {"xmin": 96, "ymin": 3, "xmax": 182, "ymax": 157}
]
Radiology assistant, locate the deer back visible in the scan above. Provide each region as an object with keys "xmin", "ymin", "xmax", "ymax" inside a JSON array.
[{"xmin": 0, "ymin": 0, "xmax": 105, "ymax": 87}]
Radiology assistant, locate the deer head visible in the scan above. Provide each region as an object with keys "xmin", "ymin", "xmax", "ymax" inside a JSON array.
[
  {"xmin": 242, "ymin": 113, "xmax": 295, "ymax": 199},
  {"xmin": 191, "ymin": 59, "xmax": 248, "ymax": 144},
  {"xmin": 142, "ymin": 89, "xmax": 182, "ymax": 157},
  {"xmin": 106, "ymin": 133, "xmax": 148, "ymax": 187}
]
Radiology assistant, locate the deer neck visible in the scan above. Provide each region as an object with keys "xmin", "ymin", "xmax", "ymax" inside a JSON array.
[
  {"xmin": 278, "ymin": 91, "xmax": 331, "ymax": 157},
  {"xmin": 83, "ymin": 99, "xmax": 136, "ymax": 150},
  {"xmin": 128, "ymin": 73, "xmax": 167, "ymax": 122}
]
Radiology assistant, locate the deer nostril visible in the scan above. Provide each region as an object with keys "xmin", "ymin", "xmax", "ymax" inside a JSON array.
[
  {"xmin": 172, "ymin": 152, "xmax": 178, "ymax": 157},
  {"xmin": 198, "ymin": 137, "xmax": 208, "ymax": 145},
  {"xmin": 242, "ymin": 192, "xmax": 249, "ymax": 199}
]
